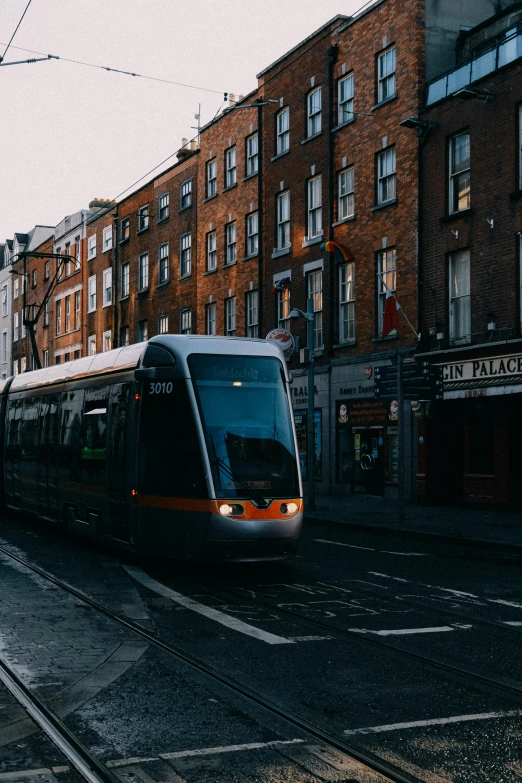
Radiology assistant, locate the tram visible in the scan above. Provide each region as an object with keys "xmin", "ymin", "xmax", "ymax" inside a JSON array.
[{"xmin": 0, "ymin": 336, "xmax": 303, "ymax": 561}]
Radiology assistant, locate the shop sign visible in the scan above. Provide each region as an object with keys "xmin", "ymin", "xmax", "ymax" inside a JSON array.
[
  {"xmin": 337, "ymin": 399, "xmax": 387, "ymax": 426},
  {"xmin": 338, "ymin": 383, "xmax": 375, "ymax": 396},
  {"xmin": 441, "ymin": 354, "xmax": 522, "ymax": 382},
  {"xmin": 265, "ymin": 328, "xmax": 294, "ymax": 358},
  {"xmin": 290, "ymin": 384, "xmax": 318, "ymax": 407}
]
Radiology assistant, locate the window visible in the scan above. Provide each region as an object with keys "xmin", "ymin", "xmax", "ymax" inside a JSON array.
[
  {"xmin": 75, "ymin": 291, "xmax": 80, "ymax": 329},
  {"xmin": 88, "ymin": 275, "xmax": 96, "ymax": 312},
  {"xmin": 21, "ymin": 357, "xmax": 26, "ymax": 373},
  {"xmin": 57, "ymin": 256, "xmax": 63, "ymax": 281},
  {"xmin": 307, "ymin": 176, "xmax": 322, "ymax": 239},
  {"xmin": 1, "ymin": 286, "xmax": 7, "ymax": 317},
  {"xmin": 246, "ymin": 134, "xmax": 258, "ymax": 175},
  {"xmin": 225, "ymin": 297, "xmax": 236, "ymax": 336},
  {"xmin": 1, "ymin": 331, "xmax": 6, "ymax": 362},
  {"xmin": 277, "ymin": 107, "xmax": 290, "ymax": 154},
  {"xmin": 13, "ymin": 312, "xmax": 18, "ymax": 342},
  {"xmin": 138, "ymin": 205, "xmax": 149, "ymax": 232},
  {"xmin": 377, "ymin": 249, "xmax": 396, "ymax": 336},
  {"xmin": 74, "ymin": 350, "xmax": 80, "ymax": 360},
  {"xmin": 307, "ymin": 87, "xmax": 322, "ymax": 137},
  {"xmin": 88, "ymin": 335, "xmax": 96, "ymax": 355},
  {"xmin": 44, "ymin": 301, "xmax": 49, "ymax": 327},
  {"xmin": 277, "ymin": 191, "xmax": 290, "ymax": 249},
  {"xmin": 207, "ymin": 231, "xmax": 217, "ymax": 271},
  {"xmin": 64, "ymin": 243, "xmax": 71, "ymax": 277},
  {"xmin": 156, "ymin": 243, "xmax": 168, "ymax": 284},
  {"xmin": 339, "ymin": 262, "xmax": 355, "ymax": 342},
  {"xmin": 120, "ymin": 325, "xmax": 129, "ymax": 346},
  {"xmin": 54, "ymin": 356, "xmax": 60, "ymax": 366},
  {"xmin": 44, "ymin": 261, "xmax": 50, "ymax": 280},
  {"xmin": 449, "ymin": 249, "xmax": 471, "ymax": 343},
  {"xmin": 75, "ymin": 235, "xmax": 81, "ymax": 269},
  {"xmin": 65, "ymin": 296, "xmax": 71, "ymax": 332},
  {"xmin": 42, "ymin": 349, "xmax": 48, "ymax": 368},
  {"xmin": 246, "ymin": 291, "xmax": 259, "ymax": 337},
  {"xmin": 180, "ymin": 178, "xmax": 192, "ymax": 209},
  {"xmin": 377, "ymin": 46, "xmax": 396, "ymax": 103},
  {"xmin": 180, "ymin": 308, "xmax": 192, "ymax": 334},
  {"xmin": 14, "ymin": 279, "xmax": 18, "ymax": 299},
  {"xmin": 103, "ymin": 331, "xmax": 112, "ymax": 352},
  {"xmin": 308, "ymin": 270, "xmax": 323, "ymax": 349},
  {"xmin": 206, "ymin": 159, "xmax": 217, "ymax": 198},
  {"xmin": 180, "ymin": 233, "xmax": 191, "ymax": 276},
  {"xmin": 158, "ymin": 314, "xmax": 169, "ymax": 334},
  {"xmin": 206, "ymin": 302, "xmax": 216, "ymax": 335},
  {"xmin": 246, "ymin": 213, "xmax": 258, "ymax": 256},
  {"xmin": 88, "ymin": 235, "xmax": 96, "ymax": 260},
  {"xmin": 158, "ymin": 193, "xmax": 169, "ymax": 221},
  {"xmin": 225, "ymin": 147, "xmax": 237, "ymax": 187},
  {"xmin": 21, "ymin": 313, "xmax": 26, "ymax": 339},
  {"xmin": 449, "ymin": 132, "xmax": 470, "ymax": 213},
  {"xmin": 338, "ymin": 74, "xmax": 354, "ymax": 126},
  {"xmin": 338, "ymin": 167, "xmax": 354, "ymax": 220},
  {"xmin": 56, "ymin": 300, "xmax": 62, "ymax": 335},
  {"xmin": 103, "ymin": 226, "xmax": 113, "ymax": 251},
  {"xmin": 103, "ymin": 268, "xmax": 112, "ymax": 306},
  {"xmin": 120, "ymin": 217, "xmax": 130, "ymax": 241},
  {"xmin": 377, "ymin": 147, "xmax": 396, "ymax": 204},
  {"xmin": 278, "ymin": 287, "xmax": 291, "ymax": 330},
  {"xmin": 138, "ymin": 320, "xmax": 148, "ymax": 342},
  {"xmin": 121, "ymin": 262, "xmax": 130, "ymax": 298},
  {"xmin": 225, "ymin": 222, "xmax": 236, "ymax": 264},
  {"xmin": 139, "ymin": 252, "xmax": 149, "ymax": 290},
  {"xmin": 32, "ymin": 269, "xmax": 37, "ymax": 288}
]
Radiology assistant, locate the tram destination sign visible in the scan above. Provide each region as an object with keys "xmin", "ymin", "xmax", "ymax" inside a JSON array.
[{"xmin": 375, "ymin": 362, "xmax": 443, "ymax": 400}]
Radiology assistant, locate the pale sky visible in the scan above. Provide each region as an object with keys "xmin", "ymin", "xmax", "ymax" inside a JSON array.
[{"xmin": 0, "ymin": 0, "xmax": 369, "ymax": 242}]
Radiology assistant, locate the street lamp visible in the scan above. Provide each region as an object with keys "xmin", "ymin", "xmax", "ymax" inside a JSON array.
[{"xmin": 290, "ymin": 297, "xmax": 316, "ymax": 511}]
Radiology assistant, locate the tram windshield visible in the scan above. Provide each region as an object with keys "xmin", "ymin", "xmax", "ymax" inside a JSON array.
[{"xmin": 188, "ymin": 354, "xmax": 299, "ymax": 499}]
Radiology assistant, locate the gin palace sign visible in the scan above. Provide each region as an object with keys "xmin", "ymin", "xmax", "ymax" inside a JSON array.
[{"xmin": 441, "ymin": 354, "xmax": 522, "ymax": 382}]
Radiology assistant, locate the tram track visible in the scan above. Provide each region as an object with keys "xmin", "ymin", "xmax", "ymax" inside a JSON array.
[{"xmin": 0, "ymin": 541, "xmax": 447, "ymax": 783}]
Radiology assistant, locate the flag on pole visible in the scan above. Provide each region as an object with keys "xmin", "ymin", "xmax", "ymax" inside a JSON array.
[{"xmin": 382, "ymin": 287, "xmax": 400, "ymax": 338}]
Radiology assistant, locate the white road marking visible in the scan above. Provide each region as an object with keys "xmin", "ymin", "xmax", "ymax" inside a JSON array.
[
  {"xmin": 160, "ymin": 739, "xmax": 306, "ymax": 759},
  {"xmin": 107, "ymin": 757, "xmax": 159, "ymax": 769},
  {"xmin": 344, "ymin": 710, "xmax": 522, "ymax": 735},
  {"xmin": 489, "ymin": 599, "xmax": 522, "ymax": 609},
  {"xmin": 123, "ymin": 566, "xmax": 294, "ymax": 645},
  {"xmin": 0, "ymin": 769, "xmax": 70, "ymax": 780},
  {"xmin": 314, "ymin": 539, "xmax": 428, "ymax": 556},
  {"xmin": 504, "ymin": 621, "xmax": 522, "ymax": 626},
  {"xmin": 369, "ymin": 572, "xmax": 410, "ymax": 583},
  {"xmin": 288, "ymin": 635, "xmax": 333, "ymax": 641},
  {"xmin": 348, "ymin": 624, "xmax": 471, "ymax": 636}
]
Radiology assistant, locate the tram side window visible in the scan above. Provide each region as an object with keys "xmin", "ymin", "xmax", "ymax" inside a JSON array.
[
  {"xmin": 108, "ymin": 384, "xmax": 129, "ymax": 486},
  {"xmin": 21, "ymin": 398, "xmax": 40, "ymax": 462},
  {"xmin": 80, "ymin": 387, "xmax": 109, "ymax": 484},
  {"xmin": 5, "ymin": 399, "xmax": 23, "ymax": 496},
  {"xmin": 139, "ymin": 380, "xmax": 206, "ymax": 497},
  {"xmin": 59, "ymin": 390, "xmax": 84, "ymax": 482}
]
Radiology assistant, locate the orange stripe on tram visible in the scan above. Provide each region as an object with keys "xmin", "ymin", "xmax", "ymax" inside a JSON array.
[{"xmin": 137, "ymin": 496, "xmax": 302, "ymax": 519}]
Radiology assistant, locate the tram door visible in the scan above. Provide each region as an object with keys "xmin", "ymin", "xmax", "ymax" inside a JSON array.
[
  {"xmin": 107, "ymin": 383, "xmax": 133, "ymax": 543},
  {"xmin": 38, "ymin": 395, "xmax": 60, "ymax": 518},
  {"xmin": 352, "ymin": 427, "xmax": 385, "ymax": 495}
]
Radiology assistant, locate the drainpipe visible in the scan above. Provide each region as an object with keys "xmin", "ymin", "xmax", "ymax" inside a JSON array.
[
  {"xmin": 257, "ymin": 97, "xmax": 264, "ymax": 336},
  {"xmin": 327, "ymin": 44, "xmax": 338, "ymax": 353},
  {"xmin": 112, "ymin": 205, "xmax": 119, "ymax": 347}
]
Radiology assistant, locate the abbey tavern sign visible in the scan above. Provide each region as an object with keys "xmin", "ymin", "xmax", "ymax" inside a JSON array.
[{"xmin": 440, "ymin": 353, "xmax": 522, "ymax": 382}]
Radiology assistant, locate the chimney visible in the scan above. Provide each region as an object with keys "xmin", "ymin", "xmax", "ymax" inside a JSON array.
[
  {"xmin": 190, "ymin": 139, "xmax": 197, "ymax": 151},
  {"xmin": 177, "ymin": 138, "xmax": 193, "ymax": 162},
  {"xmin": 89, "ymin": 198, "xmax": 116, "ymax": 211},
  {"xmin": 228, "ymin": 92, "xmax": 236, "ymax": 107}
]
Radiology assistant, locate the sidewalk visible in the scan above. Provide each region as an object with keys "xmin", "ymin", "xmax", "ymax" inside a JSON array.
[{"xmin": 304, "ymin": 493, "xmax": 522, "ymax": 549}]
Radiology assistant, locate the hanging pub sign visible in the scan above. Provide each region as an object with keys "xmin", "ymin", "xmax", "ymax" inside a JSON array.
[{"xmin": 265, "ymin": 328, "xmax": 295, "ymax": 359}]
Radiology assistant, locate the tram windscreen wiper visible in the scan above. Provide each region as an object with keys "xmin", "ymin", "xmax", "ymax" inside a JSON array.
[{"xmin": 209, "ymin": 434, "xmax": 267, "ymax": 506}]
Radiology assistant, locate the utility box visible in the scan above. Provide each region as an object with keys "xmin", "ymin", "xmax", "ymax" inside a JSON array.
[{"xmin": 300, "ymin": 348, "xmax": 310, "ymax": 364}]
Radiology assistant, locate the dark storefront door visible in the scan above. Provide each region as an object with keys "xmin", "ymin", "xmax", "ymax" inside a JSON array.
[{"xmin": 353, "ymin": 428, "xmax": 385, "ymax": 495}]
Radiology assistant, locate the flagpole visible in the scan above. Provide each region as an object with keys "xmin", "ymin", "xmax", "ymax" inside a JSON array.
[
  {"xmin": 378, "ymin": 273, "xmax": 420, "ymax": 340},
  {"xmin": 397, "ymin": 352, "xmax": 405, "ymax": 523}
]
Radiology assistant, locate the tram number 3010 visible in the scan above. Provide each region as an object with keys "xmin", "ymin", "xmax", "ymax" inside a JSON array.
[{"xmin": 149, "ymin": 382, "xmax": 174, "ymax": 395}]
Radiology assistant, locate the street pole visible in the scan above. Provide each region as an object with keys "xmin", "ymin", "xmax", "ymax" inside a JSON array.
[
  {"xmin": 397, "ymin": 351, "xmax": 405, "ymax": 522},
  {"xmin": 306, "ymin": 297, "xmax": 315, "ymax": 511}
]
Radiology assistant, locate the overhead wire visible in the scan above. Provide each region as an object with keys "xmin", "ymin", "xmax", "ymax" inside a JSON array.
[{"xmin": 0, "ymin": 0, "xmax": 34, "ymax": 63}]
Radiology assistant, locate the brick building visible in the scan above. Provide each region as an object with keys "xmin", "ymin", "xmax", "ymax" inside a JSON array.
[{"xmin": 417, "ymin": 1, "xmax": 522, "ymax": 507}]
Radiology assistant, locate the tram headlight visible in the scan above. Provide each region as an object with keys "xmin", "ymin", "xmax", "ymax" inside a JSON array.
[
  {"xmin": 219, "ymin": 503, "xmax": 244, "ymax": 517},
  {"xmin": 280, "ymin": 502, "xmax": 299, "ymax": 515}
]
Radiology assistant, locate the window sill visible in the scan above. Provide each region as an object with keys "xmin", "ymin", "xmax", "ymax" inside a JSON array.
[
  {"xmin": 332, "ymin": 215, "xmax": 356, "ymax": 227},
  {"xmin": 332, "ymin": 118, "xmax": 355, "ymax": 133},
  {"xmin": 102, "ymin": 247, "xmax": 113, "ymax": 254},
  {"xmin": 271, "ymin": 149, "xmax": 290, "ymax": 162},
  {"xmin": 242, "ymin": 172, "xmax": 258, "ymax": 182},
  {"xmin": 157, "ymin": 216, "xmax": 169, "ymax": 225},
  {"xmin": 439, "ymin": 208, "xmax": 473, "ymax": 224},
  {"xmin": 242, "ymin": 253, "xmax": 259, "ymax": 261},
  {"xmin": 222, "ymin": 183, "xmax": 237, "ymax": 193},
  {"xmin": 137, "ymin": 227, "xmax": 150, "ymax": 235},
  {"xmin": 102, "ymin": 302, "xmax": 113, "ymax": 309},
  {"xmin": 371, "ymin": 333, "xmax": 398, "ymax": 343},
  {"xmin": 272, "ymin": 246, "xmax": 291, "ymax": 258},
  {"xmin": 119, "ymin": 237, "xmax": 129, "ymax": 245},
  {"xmin": 301, "ymin": 131, "xmax": 323, "ymax": 145},
  {"xmin": 313, "ymin": 348, "xmax": 324, "ymax": 357},
  {"xmin": 87, "ymin": 309, "xmax": 96, "ymax": 315},
  {"xmin": 88, "ymin": 256, "xmax": 96, "ymax": 262},
  {"xmin": 137, "ymin": 288, "xmax": 149, "ymax": 297},
  {"xmin": 120, "ymin": 295, "xmax": 130, "ymax": 302},
  {"xmin": 179, "ymin": 203, "xmax": 192, "ymax": 213},
  {"xmin": 203, "ymin": 194, "xmax": 218, "ymax": 204},
  {"xmin": 371, "ymin": 198, "xmax": 397, "ymax": 212},
  {"xmin": 333, "ymin": 340, "xmax": 357, "ymax": 348},
  {"xmin": 223, "ymin": 261, "xmax": 237, "ymax": 268},
  {"xmin": 203, "ymin": 269, "xmax": 218, "ymax": 276},
  {"xmin": 371, "ymin": 94, "xmax": 397, "ymax": 111},
  {"xmin": 156, "ymin": 280, "xmax": 170, "ymax": 289},
  {"xmin": 302, "ymin": 235, "xmax": 323, "ymax": 248},
  {"xmin": 178, "ymin": 274, "xmax": 192, "ymax": 281}
]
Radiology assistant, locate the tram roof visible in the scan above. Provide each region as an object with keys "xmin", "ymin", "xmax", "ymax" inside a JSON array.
[{"xmin": 1, "ymin": 335, "xmax": 286, "ymax": 394}]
